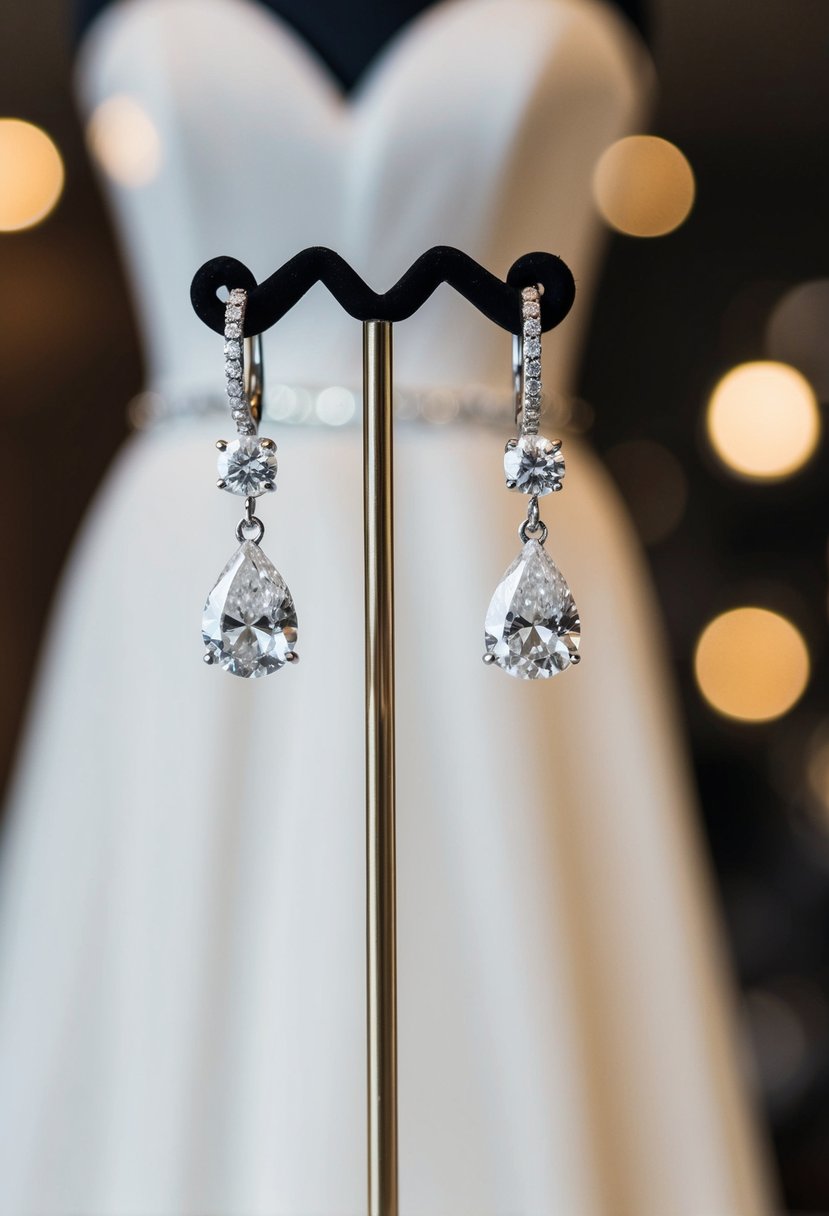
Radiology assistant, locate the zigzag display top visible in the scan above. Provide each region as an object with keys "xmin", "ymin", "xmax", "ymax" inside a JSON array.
[{"xmin": 190, "ymin": 246, "xmax": 576, "ymax": 337}]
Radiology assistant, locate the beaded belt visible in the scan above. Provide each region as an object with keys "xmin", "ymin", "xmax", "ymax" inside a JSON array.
[{"xmin": 129, "ymin": 383, "xmax": 581, "ymax": 431}]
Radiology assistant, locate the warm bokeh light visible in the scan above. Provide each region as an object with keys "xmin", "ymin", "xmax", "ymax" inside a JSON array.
[
  {"xmin": 767, "ymin": 279, "xmax": 829, "ymax": 401},
  {"xmin": 694, "ymin": 607, "xmax": 810, "ymax": 723},
  {"xmin": 86, "ymin": 95, "xmax": 161, "ymax": 187},
  {"xmin": 706, "ymin": 361, "xmax": 820, "ymax": 480},
  {"xmin": 745, "ymin": 987, "xmax": 808, "ymax": 1096},
  {"xmin": 806, "ymin": 728, "xmax": 829, "ymax": 827},
  {"xmin": 0, "ymin": 118, "xmax": 64, "ymax": 231},
  {"xmin": 592, "ymin": 135, "xmax": 695, "ymax": 237},
  {"xmin": 604, "ymin": 438, "xmax": 688, "ymax": 544}
]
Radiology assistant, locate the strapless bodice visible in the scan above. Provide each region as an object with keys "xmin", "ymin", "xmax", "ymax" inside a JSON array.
[{"xmin": 77, "ymin": 0, "xmax": 649, "ymax": 402}]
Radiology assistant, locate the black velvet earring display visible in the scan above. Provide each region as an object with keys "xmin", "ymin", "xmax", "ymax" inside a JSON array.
[{"xmin": 190, "ymin": 246, "xmax": 576, "ymax": 337}]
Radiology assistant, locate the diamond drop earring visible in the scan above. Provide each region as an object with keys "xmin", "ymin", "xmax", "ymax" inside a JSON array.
[
  {"xmin": 483, "ymin": 284, "xmax": 581, "ymax": 679},
  {"xmin": 201, "ymin": 287, "xmax": 299, "ymax": 677}
]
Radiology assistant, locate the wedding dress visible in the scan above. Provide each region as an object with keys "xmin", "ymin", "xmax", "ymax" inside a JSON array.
[{"xmin": 0, "ymin": 0, "xmax": 773, "ymax": 1212}]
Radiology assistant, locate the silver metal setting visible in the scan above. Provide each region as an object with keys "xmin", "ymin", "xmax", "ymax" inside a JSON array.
[
  {"xmin": 235, "ymin": 495, "xmax": 265, "ymax": 544},
  {"xmin": 518, "ymin": 494, "xmax": 549, "ymax": 545}
]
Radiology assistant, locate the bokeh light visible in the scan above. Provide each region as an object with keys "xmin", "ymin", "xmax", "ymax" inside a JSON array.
[
  {"xmin": 592, "ymin": 135, "xmax": 695, "ymax": 237},
  {"xmin": 706, "ymin": 361, "xmax": 820, "ymax": 481},
  {"xmin": 694, "ymin": 607, "xmax": 810, "ymax": 723},
  {"xmin": 316, "ymin": 385, "xmax": 355, "ymax": 426},
  {"xmin": 767, "ymin": 279, "xmax": 829, "ymax": 402},
  {"xmin": 745, "ymin": 987, "xmax": 808, "ymax": 1098},
  {"xmin": 805, "ymin": 724, "xmax": 829, "ymax": 832},
  {"xmin": 604, "ymin": 438, "xmax": 688, "ymax": 544},
  {"xmin": 421, "ymin": 388, "xmax": 459, "ymax": 425},
  {"xmin": 0, "ymin": 118, "xmax": 64, "ymax": 231},
  {"xmin": 86, "ymin": 95, "xmax": 161, "ymax": 188}
]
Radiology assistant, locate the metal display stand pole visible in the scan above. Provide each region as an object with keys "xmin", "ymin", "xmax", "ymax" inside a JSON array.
[
  {"xmin": 190, "ymin": 245, "xmax": 575, "ymax": 1216},
  {"xmin": 363, "ymin": 321, "xmax": 399, "ymax": 1216}
]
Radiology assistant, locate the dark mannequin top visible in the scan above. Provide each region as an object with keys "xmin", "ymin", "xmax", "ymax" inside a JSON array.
[{"xmin": 74, "ymin": 0, "xmax": 648, "ymax": 90}]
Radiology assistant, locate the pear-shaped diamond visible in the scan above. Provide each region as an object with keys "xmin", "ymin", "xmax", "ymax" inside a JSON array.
[
  {"xmin": 202, "ymin": 540, "xmax": 297, "ymax": 677},
  {"xmin": 484, "ymin": 539, "xmax": 580, "ymax": 678}
]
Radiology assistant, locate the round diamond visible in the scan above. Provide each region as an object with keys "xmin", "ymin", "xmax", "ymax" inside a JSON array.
[
  {"xmin": 504, "ymin": 435, "xmax": 565, "ymax": 496},
  {"xmin": 524, "ymin": 301, "xmax": 540, "ymax": 318},
  {"xmin": 224, "ymin": 340, "xmax": 241, "ymax": 358},
  {"xmin": 225, "ymin": 322, "xmax": 242, "ymax": 339},
  {"xmin": 524, "ymin": 318, "xmax": 541, "ymax": 337},
  {"xmin": 525, "ymin": 338, "xmax": 541, "ymax": 358},
  {"xmin": 525, "ymin": 376, "xmax": 542, "ymax": 397},
  {"xmin": 217, "ymin": 436, "xmax": 277, "ymax": 496}
]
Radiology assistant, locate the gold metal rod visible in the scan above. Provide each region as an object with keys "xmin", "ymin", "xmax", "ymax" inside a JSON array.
[{"xmin": 363, "ymin": 320, "xmax": 399, "ymax": 1216}]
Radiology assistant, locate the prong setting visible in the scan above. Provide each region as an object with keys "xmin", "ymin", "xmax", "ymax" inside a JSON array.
[
  {"xmin": 504, "ymin": 434, "xmax": 565, "ymax": 496},
  {"xmin": 216, "ymin": 435, "xmax": 278, "ymax": 496}
]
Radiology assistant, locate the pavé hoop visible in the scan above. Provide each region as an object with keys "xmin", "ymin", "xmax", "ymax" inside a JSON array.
[
  {"xmin": 504, "ymin": 285, "xmax": 565, "ymax": 499},
  {"xmin": 513, "ymin": 284, "xmax": 543, "ymax": 436},
  {"xmin": 224, "ymin": 287, "xmax": 264, "ymax": 435}
]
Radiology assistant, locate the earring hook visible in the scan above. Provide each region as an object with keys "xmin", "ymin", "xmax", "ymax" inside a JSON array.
[{"xmin": 245, "ymin": 331, "xmax": 264, "ymax": 428}]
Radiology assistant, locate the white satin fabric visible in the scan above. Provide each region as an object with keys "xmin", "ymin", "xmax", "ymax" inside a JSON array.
[{"xmin": 0, "ymin": 1, "xmax": 773, "ymax": 1213}]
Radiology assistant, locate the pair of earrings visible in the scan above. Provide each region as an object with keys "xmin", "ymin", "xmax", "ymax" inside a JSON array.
[{"xmin": 201, "ymin": 286, "xmax": 580, "ymax": 680}]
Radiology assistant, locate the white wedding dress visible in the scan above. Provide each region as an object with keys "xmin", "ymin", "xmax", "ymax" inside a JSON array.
[{"xmin": 0, "ymin": 0, "xmax": 774, "ymax": 1212}]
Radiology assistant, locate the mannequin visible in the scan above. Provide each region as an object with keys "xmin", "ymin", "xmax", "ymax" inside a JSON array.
[
  {"xmin": 75, "ymin": 0, "xmax": 649, "ymax": 87},
  {"xmin": 0, "ymin": 1, "xmax": 773, "ymax": 1213}
]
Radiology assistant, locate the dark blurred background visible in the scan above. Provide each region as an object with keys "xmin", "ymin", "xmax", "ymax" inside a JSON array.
[{"xmin": 2, "ymin": 0, "xmax": 829, "ymax": 1209}]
